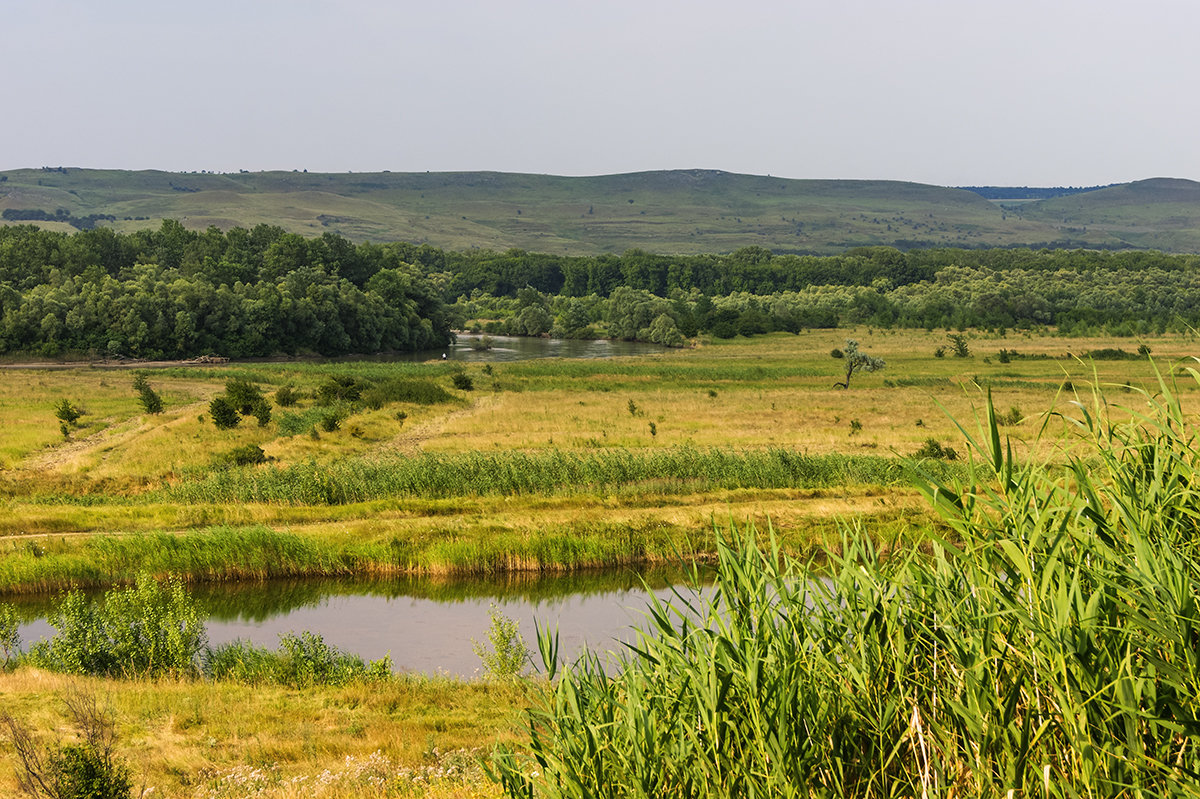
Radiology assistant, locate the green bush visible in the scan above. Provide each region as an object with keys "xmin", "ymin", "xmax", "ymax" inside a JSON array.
[
  {"xmin": 48, "ymin": 744, "xmax": 132, "ymax": 799},
  {"xmin": 225, "ymin": 378, "xmax": 266, "ymax": 414},
  {"xmin": 208, "ymin": 396, "xmax": 240, "ymax": 429},
  {"xmin": 219, "ymin": 444, "xmax": 267, "ymax": 467},
  {"xmin": 205, "ymin": 633, "xmax": 391, "ymax": 688},
  {"xmin": 29, "ymin": 574, "xmax": 207, "ymax": 678},
  {"xmin": 472, "ymin": 604, "xmax": 528, "ymax": 681},
  {"xmin": 0, "ymin": 602, "xmax": 19, "ymax": 668},
  {"xmin": 451, "ymin": 372, "xmax": 474, "ymax": 391},
  {"xmin": 274, "ymin": 385, "xmax": 302, "ymax": 407},
  {"xmin": 54, "ymin": 398, "xmax": 82, "ymax": 426},
  {"xmin": 132, "ymin": 373, "xmax": 164, "ymax": 414}
]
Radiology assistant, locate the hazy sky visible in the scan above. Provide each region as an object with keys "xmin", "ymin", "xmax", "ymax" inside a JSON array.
[{"xmin": 6, "ymin": 0, "xmax": 1198, "ymax": 186}]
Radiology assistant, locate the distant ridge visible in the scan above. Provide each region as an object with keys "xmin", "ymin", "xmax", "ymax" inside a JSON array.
[
  {"xmin": 2, "ymin": 168, "xmax": 1198, "ymax": 254},
  {"xmin": 956, "ymin": 185, "xmax": 1119, "ymax": 201}
]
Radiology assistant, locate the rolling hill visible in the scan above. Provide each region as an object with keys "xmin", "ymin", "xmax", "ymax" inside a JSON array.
[{"xmin": 1, "ymin": 167, "xmax": 1197, "ymax": 254}]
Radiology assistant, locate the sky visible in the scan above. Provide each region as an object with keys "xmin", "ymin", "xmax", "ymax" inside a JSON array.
[{"xmin": 5, "ymin": 0, "xmax": 1198, "ymax": 186}]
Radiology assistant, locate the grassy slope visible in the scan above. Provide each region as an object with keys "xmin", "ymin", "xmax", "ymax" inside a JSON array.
[
  {"xmin": 1017, "ymin": 177, "xmax": 1200, "ymax": 251},
  {"xmin": 2, "ymin": 167, "xmax": 1173, "ymax": 254}
]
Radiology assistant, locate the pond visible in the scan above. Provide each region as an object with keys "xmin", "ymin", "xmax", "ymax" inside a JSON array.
[
  {"xmin": 14, "ymin": 568, "xmax": 713, "ymax": 678},
  {"xmin": 320, "ymin": 334, "xmax": 668, "ymax": 364}
]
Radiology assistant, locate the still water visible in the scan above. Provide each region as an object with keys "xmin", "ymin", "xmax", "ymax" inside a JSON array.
[
  {"xmin": 317, "ymin": 334, "xmax": 666, "ymax": 365},
  {"xmin": 16, "ymin": 569, "xmax": 712, "ymax": 677}
]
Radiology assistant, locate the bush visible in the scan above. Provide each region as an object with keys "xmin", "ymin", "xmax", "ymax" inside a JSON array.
[
  {"xmin": 208, "ymin": 396, "xmax": 240, "ymax": 429},
  {"xmin": 250, "ymin": 397, "xmax": 272, "ymax": 427},
  {"xmin": 320, "ymin": 412, "xmax": 342, "ymax": 432},
  {"xmin": 0, "ymin": 602, "xmax": 19, "ymax": 668},
  {"xmin": 316, "ymin": 375, "xmax": 366, "ymax": 405},
  {"xmin": 473, "ymin": 605, "xmax": 528, "ymax": 681},
  {"xmin": 225, "ymin": 378, "xmax": 265, "ymax": 414},
  {"xmin": 219, "ymin": 444, "xmax": 267, "ymax": 467},
  {"xmin": 29, "ymin": 574, "xmax": 206, "ymax": 678},
  {"xmin": 54, "ymin": 398, "xmax": 82, "ymax": 426},
  {"xmin": 913, "ymin": 437, "xmax": 958, "ymax": 460},
  {"xmin": 451, "ymin": 372, "xmax": 474, "ymax": 391},
  {"xmin": 132, "ymin": 373, "xmax": 164, "ymax": 414},
  {"xmin": 274, "ymin": 385, "xmax": 301, "ymax": 407}
]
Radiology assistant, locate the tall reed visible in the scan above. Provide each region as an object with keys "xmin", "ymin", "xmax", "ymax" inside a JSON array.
[
  {"xmin": 164, "ymin": 447, "xmax": 953, "ymax": 506},
  {"xmin": 492, "ymin": 370, "xmax": 1200, "ymax": 797}
]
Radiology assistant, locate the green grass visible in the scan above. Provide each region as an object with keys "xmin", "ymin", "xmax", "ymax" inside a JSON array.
[{"xmin": 162, "ymin": 447, "xmax": 957, "ymax": 506}]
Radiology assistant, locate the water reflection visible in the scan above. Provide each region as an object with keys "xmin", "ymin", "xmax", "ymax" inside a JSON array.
[
  {"xmin": 316, "ymin": 334, "xmax": 665, "ymax": 364},
  {"xmin": 16, "ymin": 567, "xmax": 712, "ymax": 677}
]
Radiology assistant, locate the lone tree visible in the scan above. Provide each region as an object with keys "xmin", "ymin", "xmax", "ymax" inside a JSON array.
[{"xmin": 833, "ymin": 339, "xmax": 885, "ymax": 389}]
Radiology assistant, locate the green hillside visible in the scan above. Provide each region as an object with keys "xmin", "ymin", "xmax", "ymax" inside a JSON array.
[
  {"xmin": 1, "ymin": 167, "xmax": 1196, "ymax": 254},
  {"xmin": 1016, "ymin": 178, "xmax": 1200, "ymax": 252}
]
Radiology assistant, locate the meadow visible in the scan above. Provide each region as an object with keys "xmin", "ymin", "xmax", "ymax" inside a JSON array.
[{"xmin": 2, "ymin": 327, "xmax": 1199, "ymax": 796}]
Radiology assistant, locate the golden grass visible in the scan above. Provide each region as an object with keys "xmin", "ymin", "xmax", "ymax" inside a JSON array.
[{"xmin": 0, "ymin": 668, "xmax": 516, "ymax": 797}]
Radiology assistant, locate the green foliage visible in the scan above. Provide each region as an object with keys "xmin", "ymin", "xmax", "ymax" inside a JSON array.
[
  {"xmin": 472, "ymin": 604, "xmax": 528, "ymax": 681},
  {"xmin": 45, "ymin": 744, "xmax": 133, "ymax": 799},
  {"xmin": 0, "ymin": 602, "xmax": 19, "ymax": 667},
  {"xmin": 224, "ymin": 378, "xmax": 265, "ymax": 414},
  {"xmin": 250, "ymin": 397, "xmax": 272, "ymax": 427},
  {"xmin": 204, "ymin": 632, "xmax": 391, "ymax": 688},
  {"xmin": 131, "ymin": 373, "xmax": 164, "ymax": 414},
  {"xmin": 913, "ymin": 437, "xmax": 958, "ymax": 460},
  {"xmin": 320, "ymin": 412, "xmax": 342, "ymax": 433},
  {"xmin": 947, "ymin": 332, "xmax": 971, "ymax": 357},
  {"xmin": 316, "ymin": 375, "xmax": 366, "ymax": 405},
  {"xmin": 273, "ymin": 385, "xmax": 301, "ymax": 407},
  {"xmin": 832, "ymin": 339, "xmax": 885, "ymax": 389},
  {"xmin": 451, "ymin": 372, "xmax": 474, "ymax": 391},
  {"xmin": 207, "ymin": 396, "xmax": 240, "ymax": 429},
  {"xmin": 1086, "ymin": 347, "xmax": 1139, "ymax": 360},
  {"xmin": 28, "ymin": 574, "xmax": 207, "ymax": 678},
  {"xmin": 495, "ymin": 378, "xmax": 1200, "ymax": 797},
  {"xmin": 54, "ymin": 399, "xmax": 81, "ymax": 426},
  {"xmin": 218, "ymin": 444, "xmax": 267, "ymax": 467}
]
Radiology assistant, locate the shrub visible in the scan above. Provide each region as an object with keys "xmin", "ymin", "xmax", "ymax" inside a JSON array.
[
  {"xmin": 225, "ymin": 378, "xmax": 265, "ymax": 414},
  {"xmin": 320, "ymin": 412, "xmax": 342, "ymax": 432},
  {"xmin": 54, "ymin": 398, "xmax": 82, "ymax": 426},
  {"xmin": 132, "ymin": 373, "xmax": 164, "ymax": 414},
  {"xmin": 451, "ymin": 372, "xmax": 474, "ymax": 391},
  {"xmin": 250, "ymin": 397, "xmax": 272, "ymax": 427},
  {"xmin": 472, "ymin": 605, "xmax": 528, "ymax": 681},
  {"xmin": 913, "ymin": 437, "xmax": 958, "ymax": 460},
  {"xmin": 208, "ymin": 396, "xmax": 240, "ymax": 429},
  {"xmin": 29, "ymin": 574, "xmax": 206, "ymax": 678},
  {"xmin": 0, "ymin": 602, "xmax": 19, "ymax": 668},
  {"xmin": 220, "ymin": 444, "xmax": 267, "ymax": 467},
  {"xmin": 947, "ymin": 332, "xmax": 970, "ymax": 357},
  {"xmin": 274, "ymin": 385, "xmax": 301, "ymax": 407},
  {"xmin": 316, "ymin": 375, "xmax": 365, "ymax": 405}
]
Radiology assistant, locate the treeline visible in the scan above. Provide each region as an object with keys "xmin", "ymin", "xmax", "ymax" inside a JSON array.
[
  {"xmin": 0, "ymin": 222, "xmax": 451, "ymax": 358},
  {"xmin": 2, "ymin": 207, "xmax": 117, "ymax": 230},
  {"xmin": 4, "ymin": 222, "xmax": 1200, "ymax": 357}
]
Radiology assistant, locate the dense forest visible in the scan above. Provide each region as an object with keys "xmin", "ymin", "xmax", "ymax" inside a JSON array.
[{"xmin": 2, "ymin": 221, "xmax": 1199, "ymax": 358}]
